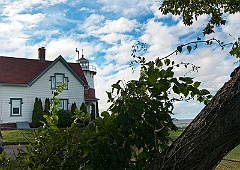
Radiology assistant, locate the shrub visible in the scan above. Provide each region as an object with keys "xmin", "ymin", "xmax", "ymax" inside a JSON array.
[
  {"xmin": 57, "ymin": 110, "xmax": 73, "ymax": 128},
  {"xmin": 44, "ymin": 98, "xmax": 50, "ymax": 115},
  {"xmin": 32, "ymin": 97, "xmax": 44, "ymax": 127},
  {"xmin": 70, "ymin": 102, "xmax": 77, "ymax": 115},
  {"xmin": 80, "ymin": 102, "xmax": 87, "ymax": 113}
]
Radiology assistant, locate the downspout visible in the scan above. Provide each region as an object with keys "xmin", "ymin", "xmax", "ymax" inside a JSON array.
[
  {"xmin": 29, "ymin": 85, "xmax": 32, "ymax": 123},
  {"xmin": 0, "ymin": 98, "xmax": 2, "ymax": 131},
  {"xmin": 0, "ymin": 84, "xmax": 2, "ymax": 122}
]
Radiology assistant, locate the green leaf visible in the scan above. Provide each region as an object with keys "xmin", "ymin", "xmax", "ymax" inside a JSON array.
[
  {"xmin": 197, "ymin": 96, "xmax": 204, "ymax": 103},
  {"xmin": 140, "ymin": 85, "xmax": 146, "ymax": 92},
  {"xmin": 106, "ymin": 91, "xmax": 113, "ymax": 101},
  {"xmin": 173, "ymin": 85, "xmax": 179, "ymax": 94},
  {"xmin": 135, "ymin": 101, "xmax": 145, "ymax": 110},
  {"xmin": 200, "ymin": 89, "xmax": 210, "ymax": 95},
  {"xmin": 156, "ymin": 58, "xmax": 163, "ymax": 67},
  {"xmin": 101, "ymin": 111, "xmax": 111, "ymax": 126},
  {"xmin": 164, "ymin": 59, "xmax": 171, "ymax": 66},
  {"xmin": 187, "ymin": 46, "xmax": 192, "ymax": 53},
  {"xmin": 193, "ymin": 81, "xmax": 201, "ymax": 88},
  {"xmin": 52, "ymin": 114, "xmax": 59, "ymax": 121},
  {"xmin": 179, "ymin": 77, "xmax": 193, "ymax": 84},
  {"xmin": 177, "ymin": 46, "xmax": 182, "ymax": 53},
  {"xmin": 83, "ymin": 146, "xmax": 91, "ymax": 155}
]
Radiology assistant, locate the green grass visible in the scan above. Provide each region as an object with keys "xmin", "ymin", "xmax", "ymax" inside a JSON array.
[
  {"xmin": 2, "ymin": 129, "xmax": 35, "ymax": 145},
  {"xmin": 169, "ymin": 127, "xmax": 185, "ymax": 141},
  {"xmin": 225, "ymin": 145, "xmax": 240, "ymax": 160}
]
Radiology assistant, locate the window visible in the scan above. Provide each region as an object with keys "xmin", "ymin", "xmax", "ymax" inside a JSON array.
[
  {"xmin": 57, "ymin": 99, "xmax": 68, "ymax": 110},
  {"xmin": 10, "ymin": 98, "xmax": 22, "ymax": 116},
  {"xmin": 50, "ymin": 73, "xmax": 68, "ymax": 89}
]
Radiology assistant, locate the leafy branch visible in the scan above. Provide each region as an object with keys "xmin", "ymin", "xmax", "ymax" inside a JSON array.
[
  {"xmin": 160, "ymin": 37, "xmax": 234, "ymax": 61},
  {"xmin": 160, "ymin": 0, "xmax": 240, "ymax": 35}
]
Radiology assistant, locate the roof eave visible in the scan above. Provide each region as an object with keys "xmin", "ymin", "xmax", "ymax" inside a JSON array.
[
  {"xmin": 85, "ymin": 98, "xmax": 100, "ymax": 101},
  {"xmin": 29, "ymin": 55, "xmax": 88, "ymax": 87},
  {"xmin": 0, "ymin": 83, "xmax": 29, "ymax": 87}
]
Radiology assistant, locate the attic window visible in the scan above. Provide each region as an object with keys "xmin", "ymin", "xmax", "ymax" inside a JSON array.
[
  {"xmin": 50, "ymin": 73, "xmax": 68, "ymax": 89},
  {"xmin": 10, "ymin": 98, "xmax": 23, "ymax": 116}
]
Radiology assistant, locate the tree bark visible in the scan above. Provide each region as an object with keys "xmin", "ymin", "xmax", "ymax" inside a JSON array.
[{"xmin": 147, "ymin": 68, "xmax": 240, "ymax": 170}]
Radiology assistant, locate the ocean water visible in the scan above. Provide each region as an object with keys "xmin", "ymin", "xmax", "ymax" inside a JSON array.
[{"xmin": 172, "ymin": 119, "xmax": 193, "ymax": 127}]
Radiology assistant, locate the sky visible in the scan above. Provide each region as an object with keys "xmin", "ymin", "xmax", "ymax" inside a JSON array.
[{"xmin": 0, "ymin": 0, "xmax": 239, "ymax": 120}]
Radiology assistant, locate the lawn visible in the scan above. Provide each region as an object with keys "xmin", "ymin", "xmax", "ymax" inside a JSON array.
[
  {"xmin": 1, "ymin": 128, "xmax": 239, "ymax": 160},
  {"xmin": 2, "ymin": 129, "xmax": 35, "ymax": 145},
  {"xmin": 225, "ymin": 145, "xmax": 240, "ymax": 160}
]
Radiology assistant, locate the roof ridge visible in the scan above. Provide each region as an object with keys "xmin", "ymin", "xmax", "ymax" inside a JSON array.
[
  {"xmin": 0, "ymin": 55, "xmax": 88, "ymax": 86},
  {"xmin": 0, "ymin": 55, "xmax": 53, "ymax": 62}
]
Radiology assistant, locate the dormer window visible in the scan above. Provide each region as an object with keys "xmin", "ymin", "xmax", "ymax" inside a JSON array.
[{"xmin": 50, "ymin": 73, "xmax": 68, "ymax": 89}]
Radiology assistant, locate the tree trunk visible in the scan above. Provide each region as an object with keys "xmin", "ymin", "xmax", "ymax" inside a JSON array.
[{"xmin": 148, "ymin": 68, "xmax": 240, "ymax": 170}]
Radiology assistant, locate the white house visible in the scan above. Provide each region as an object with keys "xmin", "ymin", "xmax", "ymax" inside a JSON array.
[{"xmin": 0, "ymin": 47, "xmax": 98, "ymax": 124}]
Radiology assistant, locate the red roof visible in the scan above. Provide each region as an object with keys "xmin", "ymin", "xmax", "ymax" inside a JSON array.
[
  {"xmin": 85, "ymin": 88, "xmax": 99, "ymax": 101},
  {"xmin": 68, "ymin": 62, "xmax": 88, "ymax": 85},
  {"xmin": 0, "ymin": 56, "xmax": 88, "ymax": 86}
]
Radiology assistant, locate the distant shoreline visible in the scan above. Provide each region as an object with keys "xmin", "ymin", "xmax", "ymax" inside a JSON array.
[{"xmin": 173, "ymin": 119, "xmax": 193, "ymax": 127}]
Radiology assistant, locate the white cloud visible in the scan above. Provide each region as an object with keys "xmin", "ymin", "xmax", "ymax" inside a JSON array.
[
  {"xmin": 9, "ymin": 13, "xmax": 45, "ymax": 28},
  {"xmin": 2, "ymin": 0, "xmax": 67, "ymax": 16},
  {"xmin": 103, "ymin": 40, "xmax": 136, "ymax": 65},
  {"xmin": 95, "ymin": 64, "xmax": 140, "ymax": 113},
  {"xmin": 79, "ymin": 7, "xmax": 95, "ymax": 13},
  {"xmin": 81, "ymin": 16, "xmax": 138, "ymax": 43},
  {"xmin": 140, "ymin": 19, "xmax": 180, "ymax": 60},
  {"xmin": 45, "ymin": 38, "xmax": 94, "ymax": 61},
  {"xmin": 98, "ymin": 0, "xmax": 153, "ymax": 17},
  {"xmin": 98, "ymin": 17, "xmax": 138, "ymax": 34},
  {"xmin": 80, "ymin": 14, "xmax": 105, "ymax": 34},
  {"xmin": 100, "ymin": 33, "xmax": 128, "ymax": 44},
  {"xmin": 222, "ymin": 13, "xmax": 240, "ymax": 39}
]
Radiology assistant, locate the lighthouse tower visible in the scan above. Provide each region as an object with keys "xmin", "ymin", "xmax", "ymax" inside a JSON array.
[
  {"xmin": 76, "ymin": 48, "xmax": 98, "ymax": 119},
  {"xmin": 76, "ymin": 49, "xmax": 97, "ymax": 88}
]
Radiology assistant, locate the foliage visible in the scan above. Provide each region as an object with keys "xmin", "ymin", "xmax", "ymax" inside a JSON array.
[
  {"xmin": 80, "ymin": 102, "xmax": 87, "ymax": 113},
  {"xmin": 159, "ymin": 0, "xmax": 240, "ymax": 59},
  {"xmin": 32, "ymin": 97, "xmax": 44, "ymax": 127},
  {"xmin": 0, "ymin": 87, "xmax": 62, "ymax": 169},
  {"xmin": 57, "ymin": 110, "xmax": 73, "ymax": 128},
  {"xmin": 44, "ymin": 98, "xmax": 50, "ymax": 115},
  {"xmin": 0, "ymin": 53, "xmax": 212, "ymax": 169},
  {"xmin": 70, "ymin": 102, "xmax": 77, "ymax": 115},
  {"xmin": 160, "ymin": 0, "xmax": 240, "ymax": 35},
  {"xmin": 105, "ymin": 56, "xmax": 211, "ymax": 168}
]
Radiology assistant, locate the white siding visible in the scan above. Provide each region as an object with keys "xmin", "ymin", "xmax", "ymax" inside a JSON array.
[
  {"xmin": 83, "ymin": 71, "xmax": 95, "ymax": 88},
  {"xmin": 0, "ymin": 86, "xmax": 31, "ymax": 123},
  {"xmin": 30, "ymin": 61, "xmax": 85, "ymax": 114},
  {"xmin": 0, "ymin": 60, "xmax": 85, "ymax": 123}
]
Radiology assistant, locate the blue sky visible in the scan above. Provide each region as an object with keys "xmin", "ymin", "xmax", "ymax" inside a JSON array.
[{"xmin": 0, "ymin": 0, "xmax": 239, "ymax": 119}]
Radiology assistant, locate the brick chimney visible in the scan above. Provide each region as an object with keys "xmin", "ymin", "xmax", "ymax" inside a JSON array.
[{"xmin": 38, "ymin": 47, "xmax": 45, "ymax": 61}]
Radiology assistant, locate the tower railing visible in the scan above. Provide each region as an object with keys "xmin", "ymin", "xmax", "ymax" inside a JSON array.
[{"xmin": 81, "ymin": 65, "xmax": 97, "ymax": 72}]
